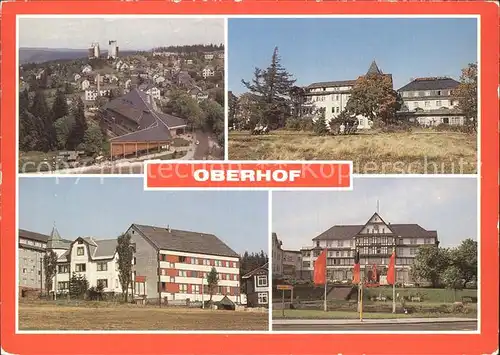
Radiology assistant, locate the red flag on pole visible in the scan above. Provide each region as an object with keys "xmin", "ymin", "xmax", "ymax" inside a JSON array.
[
  {"xmin": 387, "ymin": 250, "xmax": 396, "ymax": 285},
  {"xmin": 371, "ymin": 264, "xmax": 378, "ymax": 282},
  {"xmin": 352, "ymin": 249, "xmax": 360, "ymax": 284},
  {"xmin": 313, "ymin": 249, "xmax": 327, "ymax": 285}
]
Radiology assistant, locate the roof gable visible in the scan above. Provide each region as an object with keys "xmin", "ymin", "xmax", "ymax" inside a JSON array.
[
  {"xmin": 242, "ymin": 262, "xmax": 268, "ymax": 279},
  {"xmin": 366, "ymin": 60, "xmax": 382, "ymax": 75}
]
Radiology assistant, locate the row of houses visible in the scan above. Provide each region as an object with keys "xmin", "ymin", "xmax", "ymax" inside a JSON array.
[
  {"xmin": 302, "ymin": 60, "xmax": 467, "ymax": 128},
  {"xmin": 19, "ymin": 223, "xmax": 267, "ymax": 306},
  {"xmin": 272, "ymin": 212, "xmax": 439, "ymax": 285}
]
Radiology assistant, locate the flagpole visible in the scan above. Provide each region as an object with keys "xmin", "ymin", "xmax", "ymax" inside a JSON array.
[
  {"xmin": 324, "ymin": 249, "xmax": 327, "ymax": 312},
  {"xmin": 359, "ymin": 277, "xmax": 363, "ymax": 322},
  {"xmin": 392, "ymin": 247, "xmax": 396, "ymax": 313}
]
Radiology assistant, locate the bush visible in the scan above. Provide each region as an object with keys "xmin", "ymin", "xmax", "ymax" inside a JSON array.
[{"xmin": 285, "ymin": 117, "xmax": 314, "ymax": 131}]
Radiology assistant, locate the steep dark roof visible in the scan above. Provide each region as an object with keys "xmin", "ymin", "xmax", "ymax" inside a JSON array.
[
  {"xmin": 19, "ymin": 229, "xmax": 50, "ymax": 243},
  {"xmin": 105, "ymin": 88, "xmax": 186, "ymax": 143},
  {"xmin": 366, "ymin": 60, "xmax": 382, "ymax": 75},
  {"xmin": 307, "ymin": 80, "xmax": 357, "ymax": 89},
  {"xmin": 313, "ymin": 223, "xmax": 437, "ymax": 240},
  {"xmin": 242, "ymin": 262, "xmax": 269, "ymax": 279},
  {"xmin": 398, "ymin": 77, "xmax": 460, "ymax": 92},
  {"xmin": 132, "ymin": 224, "xmax": 239, "ymax": 258}
]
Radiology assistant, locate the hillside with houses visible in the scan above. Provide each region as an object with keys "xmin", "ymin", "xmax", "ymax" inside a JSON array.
[{"xmin": 18, "ymin": 43, "xmax": 225, "ymax": 172}]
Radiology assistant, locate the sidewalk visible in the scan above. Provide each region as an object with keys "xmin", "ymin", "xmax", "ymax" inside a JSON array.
[{"xmin": 273, "ymin": 317, "xmax": 476, "ymax": 325}]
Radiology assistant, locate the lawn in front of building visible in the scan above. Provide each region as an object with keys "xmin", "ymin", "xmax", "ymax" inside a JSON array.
[
  {"xmin": 19, "ymin": 302, "xmax": 268, "ymax": 331},
  {"xmin": 228, "ymin": 130, "xmax": 477, "ymax": 174}
]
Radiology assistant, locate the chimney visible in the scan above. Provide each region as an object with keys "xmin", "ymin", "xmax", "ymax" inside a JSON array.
[{"xmin": 97, "ymin": 74, "xmax": 100, "ymax": 95}]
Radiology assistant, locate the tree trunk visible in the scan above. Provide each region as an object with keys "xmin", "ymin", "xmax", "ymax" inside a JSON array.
[{"xmin": 124, "ymin": 281, "xmax": 129, "ymax": 302}]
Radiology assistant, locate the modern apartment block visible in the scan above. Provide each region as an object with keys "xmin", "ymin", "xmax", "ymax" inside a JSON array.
[
  {"xmin": 127, "ymin": 224, "xmax": 241, "ymax": 303},
  {"xmin": 300, "ymin": 212, "xmax": 439, "ymax": 284}
]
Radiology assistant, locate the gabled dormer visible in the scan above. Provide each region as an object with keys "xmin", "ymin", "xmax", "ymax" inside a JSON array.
[{"xmin": 358, "ymin": 212, "xmax": 395, "ymax": 235}]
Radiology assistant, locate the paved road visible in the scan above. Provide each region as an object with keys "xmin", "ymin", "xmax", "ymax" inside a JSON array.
[
  {"xmin": 193, "ymin": 131, "xmax": 210, "ymax": 160},
  {"xmin": 273, "ymin": 320, "xmax": 477, "ymax": 331}
]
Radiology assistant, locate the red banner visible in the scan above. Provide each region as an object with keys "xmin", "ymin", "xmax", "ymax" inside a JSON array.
[{"xmin": 313, "ymin": 249, "xmax": 328, "ymax": 285}]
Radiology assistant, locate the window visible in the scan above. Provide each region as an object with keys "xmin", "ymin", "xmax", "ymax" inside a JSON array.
[
  {"xmin": 58, "ymin": 281, "xmax": 69, "ymax": 290},
  {"xmin": 58, "ymin": 264, "xmax": 69, "ymax": 273},
  {"xmin": 191, "ymin": 258, "xmax": 198, "ymax": 265},
  {"xmin": 192, "ymin": 285, "xmax": 200, "ymax": 294},
  {"xmin": 179, "ymin": 270, "xmax": 187, "ymax": 277},
  {"xmin": 425, "ymin": 91, "xmax": 431, "ymax": 96},
  {"xmin": 170, "ymin": 277, "xmax": 175, "ymax": 282},
  {"xmin": 410, "ymin": 248, "xmax": 417, "ymax": 255},
  {"xmin": 179, "ymin": 256, "xmax": 186, "ymax": 263},
  {"xmin": 226, "ymin": 286, "xmax": 231, "ymax": 294},
  {"xmin": 424, "ymin": 101, "xmax": 430, "ymax": 107},
  {"xmin": 436, "ymin": 100, "xmax": 442, "ymax": 107},
  {"xmin": 302, "ymin": 261, "xmax": 310, "ymax": 268},
  {"xmin": 22, "ymin": 268, "xmax": 27, "ymax": 273},
  {"xmin": 169, "ymin": 262, "xmax": 174, "ymax": 268},
  {"xmin": 179, "ymin": 284, "xmax": 188, "ymax": 293},
  {"xmin": 437, "ymin": 90, "xmax": 441, "ymax": 96},
  {"xmin": 97, "ymin": 279, "xmax": 108, "ymax": 288},
  {"xmin": 410, "ymin": 239, "xmax": 417, "ymax": 245},
  {"xmin": 257, "ymin": 275, "xmax": 268, "ymax": 287},
  {"xmin": 337, "ymin": 241, "xmax": 343, "ymax": 247},
  {"xmin": 77, "ymin": 247, "xmax": 84, "ymax": 256},
  {"xmin": 97, "ymin": 262, "xmax": 108, "ymax": 271},
  {"xmin": 203, "ymin": 259, "xmax": 209, "ymax": 266},
  {"xmin": 258, "ymin": 292, "xmax": 268, "ymax": 304},
  {"xmin": 75, "ymin": 263, "xmax": 86, "ymax": 272}
]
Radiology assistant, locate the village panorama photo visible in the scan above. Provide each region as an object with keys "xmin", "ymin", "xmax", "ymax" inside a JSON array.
[
  {"xmin": 18, "ymin": 16, "xmax": 226, "ymax": 175},
  {"xmin": 227, "ymin": 17, "xmax": 478, "ymax": 174}
]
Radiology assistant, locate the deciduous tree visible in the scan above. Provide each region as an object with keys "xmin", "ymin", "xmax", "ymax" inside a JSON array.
[
  {"xmin": 43, "ymin": 250, "xmax": 58, "ymax": 298},
  {"xmin": 453, "ymin": 63, "xmax": 477, "ymax": 132},
  {"xmin": 411, "ymin": 245, "xmax": 450, "ymax": 288},
  {"xmin": 207, "ymin": 266, "xmax": 219, "ymax": 302},
  {"xmin": 345, "ymin": 73, "xmax": 401, "ymax": 124}
]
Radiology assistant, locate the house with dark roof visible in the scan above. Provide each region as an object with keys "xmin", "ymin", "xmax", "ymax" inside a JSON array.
[
  {"xmin": 302, "ymin": 60, "xmax": 391, "ymax": 129},
  {"xmin": 299, "ymin": 212, "xmax": 439, "ymax": 284},
  {"xmin": 126, "ymin": 223, "xmax": 241, "ymax": 304},
  {"xmin": 397, "ymin": 77, "xmax": 466, "ymax": 126},
  {"xmin": 100, "ymin": 88, "xmax": 187, "ymax": 159},
  {"xmin": 242, "ymin": 263, "xmax": 269, "ymax": 308}
]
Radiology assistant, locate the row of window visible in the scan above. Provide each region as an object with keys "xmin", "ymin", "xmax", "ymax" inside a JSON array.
[
  {"xmin": 19, "ymin": 239, "xmax": 45, "ymax": 248},
  {"xmin": 159, "ymin": 255, "xmax": 238, "ymax": 268},
  {"xmin": 57, "ymin": 278, "xmax": 110, "ymax": 290},
  {"xmin": 159, "ymin": 283, "xmax": 238, "ymax": 295},
  {"xmin": 402, "ymin": 89, "xmax": 453, "ymax": 98},
  {"xmin": 160, "ymin": 269, "xmax": 239, "ymax": 281},
  {"xmin": 410, "ymin": 100, "xmax": 454, "ymax": 108},
  {"xmin": 57, "ymin": 262, "xmax": 113, "ymax": 273},
  {"xmin": 302, "ymin": 256, "xmax": 418, "ymax": 268}
]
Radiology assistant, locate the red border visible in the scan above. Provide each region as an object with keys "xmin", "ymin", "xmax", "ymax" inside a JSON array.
[{"xmin": 1, "ymin": 2, "xmax": 499, "ymax": 354}]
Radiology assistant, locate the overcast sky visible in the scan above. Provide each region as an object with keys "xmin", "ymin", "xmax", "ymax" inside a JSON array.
[
  {"xmin": 18, "ymin": 17, "xmax": 224, "ymax": 50},
  {"xmin": 19, "ymin": 178, "xmax": 268, "ymax": 255},
  {"xmin": 272, "ymin": 178, "xmax": 477, "ymax": 250}
]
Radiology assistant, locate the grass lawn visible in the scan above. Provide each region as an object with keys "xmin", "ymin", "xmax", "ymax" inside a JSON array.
[
  {"xmin": 19, "ymin": 302, "xmax": 268, "ymax": 331},
  {"xmin": 228, "ymin": 130, "xmax": 477, "ymax": 174},
  {"xmin": 273, "ymin": 309, "xmax": 477, "ymax": 320}
]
